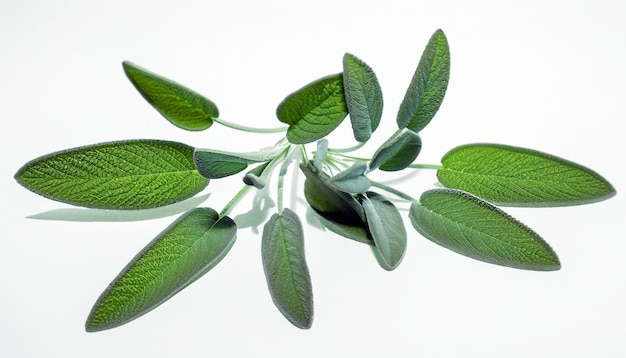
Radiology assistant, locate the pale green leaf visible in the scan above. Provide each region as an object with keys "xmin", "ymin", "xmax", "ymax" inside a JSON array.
[
  {"xmin": 329, "ymin": 162, "xmax": 371, "ymax": 194},
  {"xmin": 438, "ymin": 143, "xmax": 616, "ymax": 206},
  {"xmin": 15, "ymin": 140, "xmax": 209, "ymax": 209},
  {"xmin": 361, "ymin": 192, "xmax": 407, "ymax": 270},
  {"xmin": 243, "ymin": 162, "xmax": 271, "ymax": 189},
  {"xmin": 397, "ymin": 29, "xmax": 450, "ymax": 132},
  {"xmin": 410, "ymin": 189, "xmax": 560, "ymax": 271},
  {"xmin": 343, "ymin": 53, "xmax": 383, "ymax": 142},
  {"xmin": 85, "ymin": 208, "xmax": 237, "ymax": 331},
  {"xmin": 276, "ymin": 74, "xmax": 348, "ymax": 144},
  {"xmin": 123, "ymin": 61, "xmax": 218, "ymax": 131},
  {"xmin": 262, "ymin": 208, "xmax": 313, "ymax": 329},
  {"xmin": 370, "ymin": 130, "xmax": 422, "ymax": 171},
  {"xmin": 313, "ymin": 139, "xmax": 329, "ymax": 170}
]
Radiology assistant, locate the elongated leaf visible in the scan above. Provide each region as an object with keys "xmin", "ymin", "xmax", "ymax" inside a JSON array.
[
  {"xmin": 397, "ymin": 29, "xmax": 450, "ymax": 132},
  {"xmin": 301, "ymin": 163, "xmax": 364, "ymax": 224},
  {"xmin": 313, "ymin": 139, "xmax": 329, "ymax": 170},
  {"xmin": 343, "ymin": 53, "xmax": 383, "ymax": 142},
  {"xmin": 276, "ymin": 74, "xmax": 348, "ymax": 144},
  {"xmin": 15, "ymin": 140, "xmax": 209, "ymax": 209},
  {"xmin": 86, "ymin": 208, "xmax": 237, "ymax": 332},
  {"xmin": 410, "ymin": 189, "xmax": 560, "ymax": 270},
  {"xmin": 194, "ymin": 145, "xmax": 286, "ymax": 179},
  {"xmin": 307, "ymin": 207, "xmax": 373, "ymax": 246},
  {"xmin": 262, "ymin": 208, "xmax": 313, "ymax": 329},
  {"xmin": 123, "ymin": 61, "xmax": 218, "ymax": 131},
  {"xmin": 437, "ymin": 144, "xmax": 616, "ymax": 206},
  {"xmin": 361, "ymin": 192, "xmax": 407, "ymax": 270},
  {"xmin": 329, "ymin": 162, "xmax": 371, "ymax": 194},
  {"xmin": 370, "ymin": 130, "xmax": 422, "ymax": 171}
]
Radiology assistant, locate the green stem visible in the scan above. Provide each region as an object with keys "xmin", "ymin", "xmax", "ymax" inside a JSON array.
[
  {"xmin": 370, "ymin": 180, "xmax": 417, "ymax": 203},
  {"xmin": 407, "ymin": 163, "xmax": 443, "ymax": 170},
  {"xmin": 219, "ymin": 185, "xmax": 252, "ymax": 218},
  {"xmin": 277, "ymin": 147, "xmax": 295, "ymax": 213},
  {"xmin": 328, "ymin": 142, "xmax": 365, "ymax": 153},
  {"xmin": 213, "ymin": 117, "xmax": 287, "ymax": 134}
]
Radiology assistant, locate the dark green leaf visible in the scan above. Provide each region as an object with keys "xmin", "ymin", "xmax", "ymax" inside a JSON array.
[
  {"xmin": 85, "ymin": 208, "xmax": 237, "ymax": 331},
  {"xmin": 15, "ymin": 140, "xmax": 209, "ymax": 209},
  {"xmin": 343, "ymin": 53, "xmax": 383, "ymax": 142},
  {"xmin": 397, "ymin": 29, "xmax": 450, "ymax": 132},
  {"xmin": 123, "ymin": 61, "xmax": 218, "ymax": 131},
  {"xmin": 437, "ymin": 144, "xmax": 616, "ymax": 206},
  {"xmin": 301, "ymin": 163, "xmax": 364, "ymax": 224},
  {"xmin": 262, "ymin": 208, "xmax": 313, "ymax": 329},
  {"xmin": 307, "ymin": 207, "xmax": 373, "ymax": 246},
  {"xmin": 361, "ymin": 192, "xmax": 407, "ymax": 270},
  {"xmin": 370, "ymin": 130, "xmax": 422, "ymax": 171},
  {"xmin": 276, "ymin": 74, "xmax": 348, "ymax": 144},
  {"xmin": 410, "ymin": 189, "xmax": 560, "ymax": 271},
  {"xmin": 194, "ymin": 145, "xmax": 285, "ymax": 180},
  {"xmin": 329, "ymin": 162, "xmax": 371, "ymax": 194}
]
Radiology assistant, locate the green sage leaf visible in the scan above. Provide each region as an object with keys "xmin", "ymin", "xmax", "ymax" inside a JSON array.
[
  {"xmin": 437, "ymin": 144, "xmax": 616, "ymax": 206},
  {"xmin": 262, "ymin": 208, "xmax": 313, "ymax": 329},
  {"xmin": 123, "ymin": 61, "xmax": 218, "ymax": 131},
  {"xmin": 243, "ymin": 162, "xmax": 271, "ymax": 189},
  {"xmin": 329, "ymin": 162, "xmax": 371, "ymax": 194},
  {"xmin": 85, "ymin": 208, "xmax": 237, "ymax": 332},
  {"xmin": 361, "ymin": 192, "xmax": 407, "ymax": 270},
  {"xmin": 307, "ymin": 208, "xmax": 372, "ymax": 245},
  {"xmin": 301, "ymin": 163, "xmax": 364, "ymax": 224},
  {"xmin": 276, "ymin": 74, "xmax": 348, "ymax": 144},
  {"xmin": 370, "ymin": 130, "xmax": 422, "ymax": 171},
  {"xmin": 343, "ymin": 53, "xmax": 383, "ymax": 142},
  {"xmin": 397, "ymin": 29, "xmax": 450, "ymax": 132},
  {"xmin": 410, "ymin": 189, "xmax": 560, "ymax": 271},
  {"xmin": 15, "ymin": 140, "xmax": 209, "ymax": 209},
  {"xmin": 194, "ymin": 145, "xmax": 286, "ymax": 180}
]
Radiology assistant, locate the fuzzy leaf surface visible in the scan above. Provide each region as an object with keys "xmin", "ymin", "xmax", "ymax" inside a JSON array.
[
  {"xmin": 370, "ymin": 130, "xmax": 422, "ymax": 171},
  {"xmin": 438, "ymin": 144, "xmax": 616, "ymax": 206},
  {"xmin": 329, "ymin": 162, "xmax": 371, "ymax": 194},
  {"xmin": 123, "ymin": 61, "xmax": 218, "ymax": 131},
  {"xmin": 276, "ymin": 74, "xmax": 348, "ymax": 144},
  {"xmin": 397, "ymin": 29, "xmax": 450, "ymax": 132},
  {"xmin": 343, "ymin": 53, "xmax": 383, "ymax": 142},
  {"xmin": 262, "ymin": 208, "xmax": 313, "ymax": 329},
  {"xmin": 85, "ymin": 208, "xmax": 237, "ymax": 331},
  {"xmin": 410, "ymin": 189, "xmax": 560, "ymax": 271},
  {"xmin": 15, "ymin": 140, "xmax": 209, "ymax": 209},
  {"xmin": 361, "ymin": 192, "xmax": 407, "ymax": 270}
]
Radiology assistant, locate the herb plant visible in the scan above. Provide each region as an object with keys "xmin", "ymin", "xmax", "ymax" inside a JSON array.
[{"xmin": 14, "ymin": 29, "xmax": 616, "ymax": 331}]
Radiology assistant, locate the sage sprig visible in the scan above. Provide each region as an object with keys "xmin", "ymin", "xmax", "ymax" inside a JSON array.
[{"xmin": 14, "ymin": 29, "xmax": 615, "ymax": 331}]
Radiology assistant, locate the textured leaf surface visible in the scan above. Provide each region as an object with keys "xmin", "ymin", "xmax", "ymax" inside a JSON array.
[
  {"xmin": 276, "ymin": 74, "xmax": 348, "ymax": 144},
  {"xmin": 194, "ymin": 145, "xmax": 286, "ymax": 180},
  {"xmin": 123, "ymin": 61, "xmax": 218, "ymax": 131},
  {"xmin": 343, "ymin": 53, "xmax": 383, "ymax": 142},
  {"xmin": 361, "ymin": 192, "xmax": 407, "ymax": 270},
  {"xmin": 329, "ymin": 162, "xmax": 371, "ymax": 194},
  {"xmin": 262, "ymin": 208, "xmax": 313, "ymax": 329},
  {"xmin": 438, "ymin": 144, "xmax": 616, "ymax": 206},
  {"xmin": 86, "ymin": 208, "xmax": 237, "ymax": 331},
  {"xmin": 397, "ymin": 29, "xmax": 450, "ymax": 132},
  {"xmin": 410, "ymin": 189, "xmax": 560, "ymax": 271},
  {"xmin": 15, "ymin": 140, "xmax": 209, "ymax": 209},
  {"xmin": 307, "ymin": 207, "xmax": 372, "ymax": 245},
  {"xmin": 370, "ymin": 130, "xmax": 422, "ymax": 171}
]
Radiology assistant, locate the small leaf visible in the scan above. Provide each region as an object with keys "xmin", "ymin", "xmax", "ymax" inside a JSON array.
[
  {"xmin": 361, "ymin": 192, "xmax": 407, "ymax": 270},
  {"xmin": 86, "ymin": 208, "xmax": 237, "ymax": 331},
  {"xmin": 262, "ymin": 208, "xmax": 313, "ymax": 329},
  {"xmin": 301, "ymin": 163, "xmax": 364, "ymax": 224},
  {"xmin": 15, "ymin": 140, "xmax": 209, "ymax": 209},
  {"xmin": 343, "ymin": 53, "xmax": 383, "ymax": 142},
  {"xmin": 194, "ymin": 145, "xmax": 286, "ymax": 180},
  {"xmin": 437, "ymin": 144, "xmax": 616, "ymax": 206},
  {"xmin": 397, "ymin": 29, "xmax": 450, "ymax": 132},
  {"xmin": 313, "ymin": 139, "xmax": 329, "ymax": 170},
  {"xmin": 329, "ymin": 162, "xmax": 371, "ymax": 194},
  {"xmin": 123, "ymin": 61, "xmax": 218, "ymax": 131},
  {"xmin": 410, "ymin": 189, "xmax": 560, "ymax": 271},
  {"xmin": 370, "ymin": 130, "xmax": 422, "ymax": 171},
  {"xmin": 276, "ymin": 74, "xmax": 348, "ymax": 144},
  {"xmin": 243, "ymin": 162, "xmax": 271, "ymax": 189}
]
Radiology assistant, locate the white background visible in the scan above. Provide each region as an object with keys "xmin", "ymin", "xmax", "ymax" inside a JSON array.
[{"xmin": 1, "ymin": 1, "xmax": 625, "ymax": 357}]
